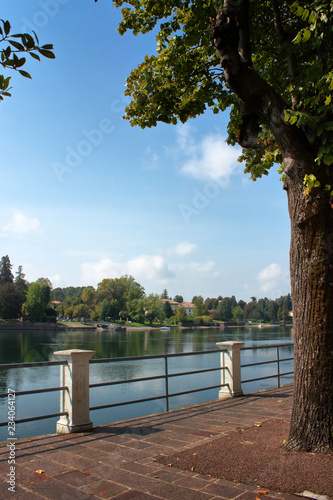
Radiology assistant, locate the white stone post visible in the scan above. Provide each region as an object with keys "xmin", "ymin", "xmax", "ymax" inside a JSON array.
[
  {"xmin": 216, "ymin": 341, "xmax": 244, "ymax": 399},
  {"xmin": 53, "ymin": 349, "xmax": 95, "ymax": 434}
]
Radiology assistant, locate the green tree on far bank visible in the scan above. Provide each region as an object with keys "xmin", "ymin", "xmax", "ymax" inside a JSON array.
[
  {"xmin": 0, "ymin": 283, "xmax": 23, "ymax": 319},
  {"xmin": 144, "ymin": 294, "xmax": 166, "ymax": 325},
  {"xmin": 233, "ymin": 305, "xmax": 244, "ymax": 322},
  {"xmin": 22, "ymin": 281, "xmax": 52, "ymax": 322},
  {"xmin": 14, "ymin": 265, "xmax": 29, "ymax": 301},
  {"xmin": 216, "ymin": 298, "xmax": 233, "ymax": 321},
  {"xmin": 163, "ymin": 300, "xmax": 173, "ymax": 319},
  {"xmin": 0, "ymin": 255, "xmax": 14, "ymax": 284}
]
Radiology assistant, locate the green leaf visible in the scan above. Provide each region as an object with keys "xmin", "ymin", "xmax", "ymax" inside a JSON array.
[
  {"xmin": 4, "ymin": 20, "xmax": 10, "ymax": 36},
  {"xmin": 303, "ymin": 29, "xmax": 311, "ymax": 42},
  {"xmin": 18, "ymin": 70, "xmax": 31, "ymax": 79},
  {"xmin": 8, "ymin": 40, "xmax": 24, "ymax": 51},
  {"xmin": 29, "ymin": 52, "xmax": 40, "ymax": 61},
  {"xmin": 37, "ymin": 48, "xmax": 55, "ymax": 59},
  {"xmin": 323, "ymin": 155, "xmax": 333, "ymax": 166}
]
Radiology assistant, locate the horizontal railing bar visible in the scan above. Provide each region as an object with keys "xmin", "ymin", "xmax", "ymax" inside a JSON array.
[
  {"xmin": 0, "ymin": 412, "xmax": 68, "ymax": 427},
  {"xmin": 90, "ymin": 366, "xmax": 224, "ymax": 390},
  {"xmin": 278, "ymin": 371, "xmax": 294, "ymax": 377},
  {"xmin": 242, "ymin": 359, "xmax": 278, "ymax": 368},
  {"xmin": 0, "ymin": 387, "xmax": 67, "ymax": 398},
  {"xmin": 89, "ymin": 349, "xmax": 221, "ymax": 364},
  {"xmin": 90, "ymin": 394, "xmax": 165, "ymax": 411},
  {"xmin": 242, "ymin": 370, "xmax": 294, "ymax": 384},
  {"xmin": 89, "ymin": 366, "xmax": 226, "ymax": 389},
  {"xmin": 242, "ymin": 374, "xmax": 279, "ymax": 384},
  {"xmin": 90, "ymin": 375, "xmax": 166, "ymax": 389},
  {"xmin": 241, "ymin": 343, "xmax": 293, "ymax": 350},
  {"xmin": 0, "ymin": 360, "xmax": 67, "ymax": 369},
  {"xmin": 242, "ymin": 357, "xmax": 294, "ymax": 368},
  {"xmin": 90, "ymin": 383, "xmax": 229, "ymax": 412},
  {"xmin": 168, "ymin": 366, "xmax": 224, "ymax": 378},
  {"xmin": 168, "ymin": 383, "xmax": 227, "ymax": 398}
]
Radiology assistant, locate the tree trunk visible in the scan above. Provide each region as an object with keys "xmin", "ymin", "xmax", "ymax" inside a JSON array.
[
  {"xmin": 212, "ymin": 4, "xmax": 333, "ymax": 452},
  {"xmin": 285, "ymin": 176, "xmax": 333, "ymax": 452}
]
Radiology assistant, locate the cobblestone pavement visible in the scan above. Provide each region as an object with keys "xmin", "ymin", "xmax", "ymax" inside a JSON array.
[{"xmin": 0, "ymin": 385, "xmax": 299, "ymax": 500}]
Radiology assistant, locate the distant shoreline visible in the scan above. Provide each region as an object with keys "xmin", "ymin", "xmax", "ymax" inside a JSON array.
[{"xmin": 0, "ymin": 321, "xmax": 293, "ymax": 332}]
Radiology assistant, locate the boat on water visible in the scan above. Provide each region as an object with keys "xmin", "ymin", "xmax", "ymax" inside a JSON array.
[
  {"xmin": 95, "ymin": 323, "xmax": 109, "ymax": 331},
  {"xmin": 160, "ymin": 326, "xmax": 171, "ymax": 331},
  {"xmin": 109, "ymin": 323, "xmax": 126, "ymax": 332},
  {"xmin": 95, "ymin": 323, "xmax": 126, "ymax": 332}
]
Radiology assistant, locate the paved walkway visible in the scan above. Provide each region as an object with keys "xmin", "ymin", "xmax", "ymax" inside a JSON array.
[{"xmin": 0, "ymin": 385, "xmax": 297, "ymax": 500}]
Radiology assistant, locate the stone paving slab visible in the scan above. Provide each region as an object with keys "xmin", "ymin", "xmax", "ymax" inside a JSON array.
[{"xmin": 0, "ymin": 385, "xmax": 297, "ymax": 499}]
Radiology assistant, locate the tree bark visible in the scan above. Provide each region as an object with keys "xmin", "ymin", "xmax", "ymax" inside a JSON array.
[
  {"xmin": 212, "ymin": 4, "xmax": 333, "ymax": 452},
  {"xmin": 286, "ymin": 175, "xmax": 333, "ymax": 452}
]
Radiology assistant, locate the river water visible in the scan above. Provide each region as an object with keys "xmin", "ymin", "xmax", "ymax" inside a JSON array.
[{"xmin": 0, "ymin": 325, "xmax": 293, "ymax": 441}]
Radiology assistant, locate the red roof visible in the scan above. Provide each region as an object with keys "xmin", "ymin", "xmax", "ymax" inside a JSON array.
[{"xmin": 181, "ymin": 302, "xmax": 195, "ymax": 308}]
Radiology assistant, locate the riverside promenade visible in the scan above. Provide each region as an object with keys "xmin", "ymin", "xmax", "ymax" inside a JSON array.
[{"xmin": 0, "ymin": 384, "xmax": 329, "ymax": 500}]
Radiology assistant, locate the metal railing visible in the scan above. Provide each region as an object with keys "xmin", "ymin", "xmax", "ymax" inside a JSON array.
[
  {"xmin": 0, "ymin": 360, "xmax": 68, "ymax": 427},
  {"xmin": 241, "ymin": 343, "xmax": 294, "ymax": 388},
  {"xmin": 0, "ymin": 343, "xmax": 294, "ymax": 430},
  {"xmin": 89, "ymin": 350, "xmax": 227, "ymax": 413}
]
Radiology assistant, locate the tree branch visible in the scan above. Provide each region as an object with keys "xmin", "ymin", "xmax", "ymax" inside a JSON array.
[
  {"xmin": 236, "ymin": 0, "xmax": 252, "ymax": 67},
  {"xmin": 269, "ymin": 0, "xmax": 297, "ymax": 80},
  {"xmin": 211, "ymin": 4, "xmax": 314, "ymax": 181}
]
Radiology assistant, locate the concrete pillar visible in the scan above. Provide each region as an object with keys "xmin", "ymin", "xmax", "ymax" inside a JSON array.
[
  {"xmin": 53, "ymin": 349, "xmax": 95, "ymax": 434},
  {"xmin": 216, "ymin": 341, "xmax": 244, "ymax": 399}
]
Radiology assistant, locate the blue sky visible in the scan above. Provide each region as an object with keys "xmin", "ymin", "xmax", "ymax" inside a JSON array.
[{"xmin": 0, "ymin": 0, "xmax": 291, "ymax": 302}]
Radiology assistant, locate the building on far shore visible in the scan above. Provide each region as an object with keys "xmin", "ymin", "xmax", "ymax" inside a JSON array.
[
  {"xmin": 161, "ymin": 300, "xmax": 196, "ymax": 316},
  {"xmin": 161, "ymin": 299, "xmax": 182, "ymax": 313},
  {"xmin": 180, "ymin": 302, "xmax": 195, "ymax": 316}
]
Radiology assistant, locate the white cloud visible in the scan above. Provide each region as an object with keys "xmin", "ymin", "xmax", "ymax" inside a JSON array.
[
  {"xmin": 50, "ymin": 274, "xmax": 61, "ymax": 287},
  {"xmin": 81, "ymin": 258, "xmax": 124, "ymax": 284},
  {"xmin": 258, "ymin": 263, "xmax": 290, "ymax": 295},
  {"xmin": 170, "ymin": 260, "xmax": 218, "ymax": 277},
  {"xmin": 126, "ymin": 255, "xmax": 172, "ymax": 281},
  {"xmin": 188, "ymin": 260, "xmax": 217, "ymax": 274},
  {"xmin": 176, "ymin": 125, "xmax": 241, "ymax": 183},
  {"xmin": 1, "ymin": 211, "xmax": 40, "ymax": 234},
  {"xmin": 174, "ymin": 242, "xmax": 197, "ymax": 256},
  {"xmin": 81, "ymin": 255, "xmax": 173, "ymax": 286}
]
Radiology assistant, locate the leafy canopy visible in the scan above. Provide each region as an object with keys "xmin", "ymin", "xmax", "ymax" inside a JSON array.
[{"xmin": 114, "ymin": 0, "xmax": 333, "ymax": 186}]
